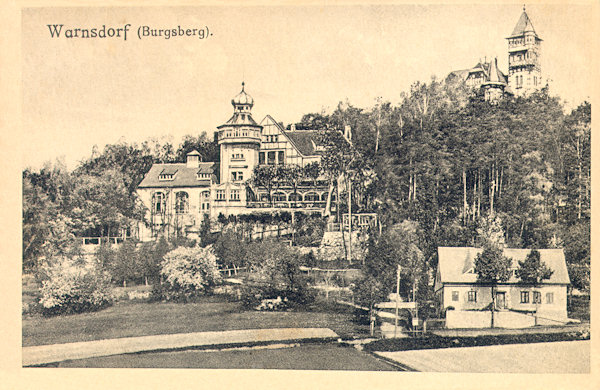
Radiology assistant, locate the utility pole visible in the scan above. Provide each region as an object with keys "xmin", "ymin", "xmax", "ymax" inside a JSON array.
[
  {"xmin": 348, "ymin": 176, "xmax": 352, "ymax": 264},
  {"xmin": 394, "ymin": 264, "xmax": 401, "ymax": 338}
]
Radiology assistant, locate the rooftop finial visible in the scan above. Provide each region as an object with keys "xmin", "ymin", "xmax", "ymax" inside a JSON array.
[
  {"xmin": 241, "ymin": 81, "xmax": 245, "ymax": 92},
  {"xmin": 523, "ymin": 4, "xmax": 526, "ymax": 12}
]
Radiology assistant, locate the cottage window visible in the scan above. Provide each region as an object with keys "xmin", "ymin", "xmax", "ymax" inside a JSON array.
[
  {"xmin": 175, "ymin": 192, "xmax": 189, "ymax": 214},
  {"xmin": 268, "ymin": 151, "xmax": 276, "ymax": 165},
  {"xmin": 278, "ymin": 151, "xmax": 285, "ymax": 165},
  {"xmin": 546, "ymin": 292, "xmax": 554, "ymax": 304},
  {"xmin": 467, "ymin": 291, "xmax": 477, "ymax": 302},
  {"xmin": 533, "ymin": 291, "xmax": 542, "ymax": 304},
  {"xmin": 520, "ymin": 291, "xmax": 530, "ymax": 304},
  {"xmin": 230, "ymin": 189, "xmax": 240, "ymax": 201},
  {"xmin": 451, "ymin": 291, "xmax": 459, "ymax": 302},
  {"xmin": 216, "ymin": 190, "xmax": 226, "ymax": 201},
  {"xmin": 259, "ymin": 152, "xmax": 265, "ymax": 165}
]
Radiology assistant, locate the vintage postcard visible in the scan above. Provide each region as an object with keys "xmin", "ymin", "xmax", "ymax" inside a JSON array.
[{"xmin": 5, "ymin": 2, "xmax": 599, "ymax": 389}]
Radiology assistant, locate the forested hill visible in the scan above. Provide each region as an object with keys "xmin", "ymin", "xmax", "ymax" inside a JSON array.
[
  {"xmin": 308, "ymin": 82, "xmax": 590, "ymax": 290},
  {"xmin": 22, "ymin": 80, "xmax": 590, "ymax": 291}
]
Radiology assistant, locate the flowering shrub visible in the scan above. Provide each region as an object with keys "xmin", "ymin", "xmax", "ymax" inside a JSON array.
[
  {"xmin": 39, "ymin": 257, "xmax": 113, "ymax": 316},
  {"xmin": 157, "ymin": 246, "xmax": 222, "ymax": 302}
]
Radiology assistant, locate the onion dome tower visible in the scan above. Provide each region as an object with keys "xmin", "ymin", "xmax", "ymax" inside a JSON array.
[
  {"xmin": 506, "ymin": 6, "xmax": 542, "ymax": 96},
  {"xmin": 216, "ymin": 82, "xmax": 263, "ymax": 185}
]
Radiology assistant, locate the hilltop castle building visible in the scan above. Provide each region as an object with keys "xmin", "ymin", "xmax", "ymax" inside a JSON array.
[{"xmin": 447, "ymin": 7, "xmax": 543, "ymax": 100}]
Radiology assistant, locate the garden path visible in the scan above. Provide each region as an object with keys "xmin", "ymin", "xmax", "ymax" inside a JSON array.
[{"xmin": 23, "ymin": 327, "xmax": 338, "ymax": 366}]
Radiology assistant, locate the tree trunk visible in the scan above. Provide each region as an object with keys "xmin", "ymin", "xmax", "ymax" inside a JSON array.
[
  {"xmin": 491, "ymin": 285, "xmax": 496, "ymax": 328},
  {"xmin": 472, "ymin": 171, "xmax": 477, "ymax": 222},
  {"xmin": 463, "ymin": 167, "xmax": 468, "ymax": 224}
]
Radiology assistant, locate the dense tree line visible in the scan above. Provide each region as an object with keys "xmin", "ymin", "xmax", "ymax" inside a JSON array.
[
  {"xmin": 303, "ymin": 83, "xmax": 590, "ymax": 291},
  {"xmin": 23, "ymin": 81, "xmax": 590, "ymax": 293}
]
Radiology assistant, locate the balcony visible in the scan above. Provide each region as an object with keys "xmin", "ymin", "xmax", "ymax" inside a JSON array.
[
  {"xmin": 217, "ymin": 129, "xmax": 261, "ymax": 145},
  {"xmin": 246, "ymin": 201, "xmax": 328, "ymax": 210}
]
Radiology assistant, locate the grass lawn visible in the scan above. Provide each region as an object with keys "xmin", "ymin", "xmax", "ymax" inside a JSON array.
[
  {"xmin": 22, "ymin": 298, "xmax": 369, "ymax": 347},
  {"xmin": 51, "ymin": 343, "xmax": 397, "ymax": 370}
]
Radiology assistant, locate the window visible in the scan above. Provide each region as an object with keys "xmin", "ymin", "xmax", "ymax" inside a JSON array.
[
  {"xmin": 152, "ymin": 192, "xmax": 165, "ymax": 213},
  {"xmin": 452, "ymin": 291, "xmax": 459, "ymax": 302},
  {"xmin": 304, "ymin": 192, "xmax": 319, "ymax": 202},
  {"xmin": 200, "ymin": 191, "xmax": 210, "ymax": 211},
  {"xmin": 467, "ymin": 291, "xmax": 477, "ymax": 302},
  {"xmin": 216, "ymin": 190, "xmax": 226, "ymax": 201},
  {"xmin": 546, "ymin": 292, "xmax": 554, "ymax": 304},
  {"xmin": 231, "ymin": 172, "xmax": 244, "ymax": 182},
  {"xmin": 158, "ymin": 173, "xmax": 175, "ymax": 181},
  {"xmin": 268, "ymin": 151, "xmax": 276, "ymax": 165},
  {"xmin": 533, "ymin": 291, "xmax": 542, "ymax": 304},
  {"xmin": 259, "ymin": 152, "xmax": 265, "ymax": 165},
  {"xmin": 278, "ymin": 151, "xmax": 285, "ymax": 165},
  {"xmin": 520, "ymin": 291, "xmax": 530, "ymax": 304},
  {"xmin": 273, "ymin": 192, "xmax": 286, "ymax": 202},
  {"xmin": 230, "ymin": 189, "xmax": 240, "ymax": 201},
  {"xmin": 175, "ymin": 192, "xmax": 189, "ymax": 214}
]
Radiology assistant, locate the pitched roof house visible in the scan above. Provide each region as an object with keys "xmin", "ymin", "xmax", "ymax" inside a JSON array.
[{"xmin": 435, "ymin": 247, "xmax": 570, "ymax": 327}]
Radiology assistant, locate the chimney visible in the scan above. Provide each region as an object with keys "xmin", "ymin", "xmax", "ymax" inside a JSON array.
[
  {"xmin": 290, "ymin": 123, "xmax": 296, "ymax": 131},
  {"xmin": 186, "ymin": 150, "xmax": 201, "ymax": 168}
]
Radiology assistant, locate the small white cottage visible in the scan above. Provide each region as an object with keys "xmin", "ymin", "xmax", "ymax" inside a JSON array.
[{"xmin": 434, "ymin": 247, "xmax": 571, "ymax": 328}]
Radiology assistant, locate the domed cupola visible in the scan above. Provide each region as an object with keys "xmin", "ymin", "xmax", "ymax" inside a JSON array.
[{"xmin": 231, "ymin": 82, "xmax": 254, "ymax": 112}]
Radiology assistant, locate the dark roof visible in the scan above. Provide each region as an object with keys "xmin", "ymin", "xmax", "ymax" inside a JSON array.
[
  {"xmin": 436, "ymin": 247, "xmax": 570, "ymax": 287},
  {"xmin": 138, "ymin": 162, "xmax": 217, "ymax": 188},
  {"xmin": 261, "ymin": 114, "xmax": 324, "ymax": 157},
  {"xmin": 218, "ymin": 112, "xmax": 259, "ymax": 128},
  {"xmin": 459, "ymin": 60, "xmax": 508, "ymax": 85},
  {"xmin": 508, "ymin": 10, "xmax": 540, "ymax": 39},
  {"xmin": 482, "ymin": 58, "xmax": 507, "ymax": 86},
  {"xmin": 283, "ymin": 130, "xmax": 324, "ymax": 156}
]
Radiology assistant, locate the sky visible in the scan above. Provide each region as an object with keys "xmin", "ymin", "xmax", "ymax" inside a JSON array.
[{"xmin": 21, "ymin": 4, "xmax": 597, "ymax": 170}]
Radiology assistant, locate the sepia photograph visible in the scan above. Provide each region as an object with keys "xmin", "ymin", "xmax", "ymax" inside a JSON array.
[{"xmin": 17, "ymin": 3, "xmax": 594, "ymax": 380}]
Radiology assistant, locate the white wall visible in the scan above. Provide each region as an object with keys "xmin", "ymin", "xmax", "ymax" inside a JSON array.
[{"xmin": 441, "ymin": 284, "xmax": 567, "ymax": 318}]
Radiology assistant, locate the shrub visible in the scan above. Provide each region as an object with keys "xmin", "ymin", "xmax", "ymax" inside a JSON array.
[
  {"xmin": 39, "ymin": 257, "xmax": 113, "ymax": 316},
  {"xmin": 156, "ymin": 246, "xmax": 222, "ymax": 302}
]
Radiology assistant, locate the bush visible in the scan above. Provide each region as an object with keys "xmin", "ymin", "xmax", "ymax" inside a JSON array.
[
  {"xmin": 363, "ymin": 331, "xmax": 591, "ymax": 352},
  {"xmin": 155, "ymin": 246, "xmax": 222, "ymax": 302},
  {"xmin": 240, "ymin": 285, "xmax": 315, "ymax": 310},
  {"xmin": 39, "ymin": 257, "xmax": 113, "ymax": 316}
]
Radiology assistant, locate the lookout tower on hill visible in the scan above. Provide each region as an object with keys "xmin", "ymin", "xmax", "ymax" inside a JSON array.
[{"xmin": 506, "ymin": 6, "xmax": 543, "ymax": 96}]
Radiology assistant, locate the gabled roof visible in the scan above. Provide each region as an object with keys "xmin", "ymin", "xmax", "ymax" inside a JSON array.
[
  {"xmin": 436, "ymin": 247, "xmax": 570, "ymax": 289},
  {"xmin": 138, "ymin": 162, "xmax": 217, "ymax": 188},
  {"xmin": 508, "ymin": 10, "xmax": 541, "ymax": 39},
  {"xmin": 283, "ymin": 130, "xmax": 324, "ymax": 156},
  {"xmin": 260, "ymin": 115, "xmax": 325, "ymax": 157},
  {"xmin": 482, "ymin": 57, "xmax": 507, "ymax": 86}
]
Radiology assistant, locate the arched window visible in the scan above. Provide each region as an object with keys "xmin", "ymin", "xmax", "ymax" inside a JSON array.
[
  {"xmin": 175, "ymin": 191, "xmax": 189, "ymax": 214},
  {"xmin": 289, "ymin": 193, "xmax": 302, "ymax": 202},
  {"xmin": 304, "ymin": 192, "xmax": 319, "ymax": 202},
  {"xmin": 273, "ymin": 192, "xmax": 287, "ymax": 202},
  {"xmin": 152, "ymin": 192, "xmax": 165, "ymax": 213},
  {"xmin": 321, "ymin": 193, "xmax": 328, "ymax": 201}
]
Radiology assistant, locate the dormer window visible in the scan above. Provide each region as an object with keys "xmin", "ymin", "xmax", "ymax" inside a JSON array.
[
  {"xmin": 158, "ymin": 169, "xmax": 178, "ymax": 181},
  {"xmin": 196, "ymin": 172, "xmax": 211, "ymax": 180}
]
